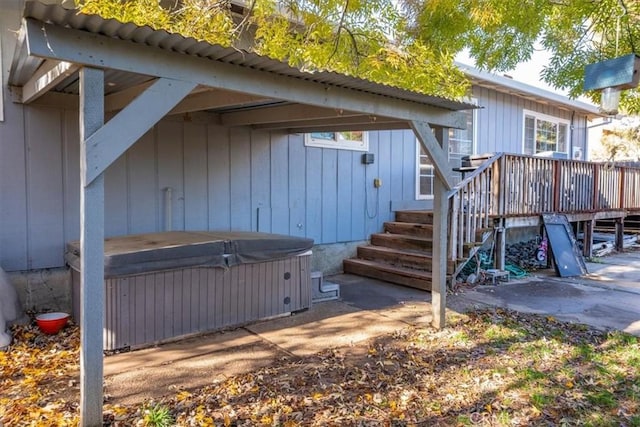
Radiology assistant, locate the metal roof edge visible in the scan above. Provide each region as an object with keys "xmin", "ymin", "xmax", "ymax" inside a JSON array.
[{"xmin": 455, "ymin": 62, "xmax": 604, "ymax": 118}]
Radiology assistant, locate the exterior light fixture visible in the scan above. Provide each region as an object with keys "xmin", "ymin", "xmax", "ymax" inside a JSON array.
[
  {"xmin": 600, "ymin": 87, "xmax": 621, "ymax": 115},
  {"xmin": 584, "ymin": 53, "xmax": 640, "ymax": 115}
]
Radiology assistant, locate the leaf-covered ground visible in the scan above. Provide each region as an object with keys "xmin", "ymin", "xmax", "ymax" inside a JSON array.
[{"xmin": 1, "ymin": 309, "xmax": 639, "ymax": 426}]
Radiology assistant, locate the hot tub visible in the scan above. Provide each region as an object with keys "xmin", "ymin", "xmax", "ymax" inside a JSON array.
[{"xmin": 66, "ymin": 231, "xmax": 313, "ymax": 350}]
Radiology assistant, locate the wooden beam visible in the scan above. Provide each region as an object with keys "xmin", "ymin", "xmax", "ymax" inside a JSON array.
[
  {"xmin": 30, "ymin": 91, "xmax": 79, "ymax": 109},
  {"xmin": 24, "ymin": 19, "xmax": 466, "ymax": 129},
  {"xmin": 85, "ymin": 77, "xmax": 196, "ymax": 184},
  {"xmin": 288, "ymin": 122, "xmax": 411, "ymax": 133},
  {"xmin": 105, "ymin": 83, "xmax": 266, "ymax": 114},
  {"xmin": 21, "ymin": 60, "xmax": 79, "ymax": 103},
  {"xmin": 169, "ymin": 89, "xmax": 270, "ymax": 115},
  {"xmin": 252, "ymin": 115, "xmax": 403, "ymax": 130},
  {"xmin": 104, "ymin": 80, "xmax": 155, "ymax": 113},
  {"xmin": 79, "ymin": 66, "xmax": 105, "ymax": 427},
  {"xmin": 410, "ymin": 120, "xmax": 454, "ymax": 191},
  {"xmin": 8, "ymin": 26, "xmax": 41, "ymax": 87},
  {"xmin": 221, "ymin": 104, "xmax": 361, "ymax": 126}
]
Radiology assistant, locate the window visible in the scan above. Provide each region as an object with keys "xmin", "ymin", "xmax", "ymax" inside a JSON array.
[
  {"xmin": 305, "ymin": 131, "xmax": 368, "ymax": 151},
  {"xmin": 448, "ymin": 106, "xmax": 475, "ymax": 161},
  {"xmin": 448, "ymin": 105, "xmax": 476, "ymax": 176},
  {"xmin": 523, "ymin": 110, "xmax": 569, "ymax": 155},
  {"xmin": 416, "ymin": 107, "xmax": 475, "ymax": 199},
  {"xmin": 416, "ymin": 143, "xmax": 435, "ymax": 200}
]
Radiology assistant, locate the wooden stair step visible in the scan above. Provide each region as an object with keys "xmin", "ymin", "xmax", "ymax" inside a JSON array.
[
  {"xmin": 394, "ymin": 210, "xmax": 433, "ymax": 224},
  {"xmin": 343, "ymin": 258, "xmax": 433, "ymax": 291},
  {"xmin": 357, "ymin": 245, "xmax": 455, "ymax": 274},
  {"xmin": 384, "ymin": 221, "xmax": 434, "ymax": 237},
  {"xmin": 371, "ymin": 233, "xmax": 433, "ymax": 252}
]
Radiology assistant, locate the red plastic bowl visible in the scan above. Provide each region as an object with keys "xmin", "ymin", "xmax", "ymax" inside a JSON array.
[{"xmin": 36, "ymin": 312, "xmax": 70, "ymax": 334}]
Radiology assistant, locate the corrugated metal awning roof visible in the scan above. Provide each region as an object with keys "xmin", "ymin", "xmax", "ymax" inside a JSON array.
[{"xmin": 13, "ymin": 1, "xmax": 475, "ymax": 112}]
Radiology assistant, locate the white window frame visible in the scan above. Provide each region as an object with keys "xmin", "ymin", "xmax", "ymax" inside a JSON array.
[
  {"xmin": 415, "ymin": 141, "xmax": 435, "ymax": 200},
  {"xmin": 522, "ymin": 109, "xmax": 570, "ymax": 155},
  {"xmin": 448, "ymin": 98, "xmax": 478, "ymax": 158},
  {"xmin": 415, "ymin": 102, "xmax": 477, "ymax": 200},
  {"xmin": 304, "ymin": 131, "xmax": 369, "ymax": 151}
]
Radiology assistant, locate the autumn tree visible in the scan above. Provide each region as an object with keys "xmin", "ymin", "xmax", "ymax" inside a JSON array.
[
  {"xmin": 595, "ymin": 118, "xmax": 640, "ymax": 161},
  {"xmin": 77, "ymin": 0, "xmax": 640, "ymax": 113},
  {"xmin": 402, "ymin": 0, "xmax": 640, "ymax": 113},
  {"xmin": 77, "ymin": 0, "xmax": 469, "ymax": 99}
]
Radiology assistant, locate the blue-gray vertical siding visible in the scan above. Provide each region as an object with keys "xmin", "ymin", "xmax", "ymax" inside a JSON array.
[
  {"xmin": 0, "ymin": 108, "xmax": 417, "ymax": 271},
  {"xmin": 0, "ymin": 89, "xmax": 592, "ymax": 272},
  {"xmin": 473, "ymin": 86, "xmax": 589, "ymax": 156}
]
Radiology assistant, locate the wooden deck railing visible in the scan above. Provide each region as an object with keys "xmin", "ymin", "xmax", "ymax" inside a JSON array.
[
  {"xmin": 446, "ymin": 153, "xmax": 640, "ymax": 265},
  {"xmin": 447, "ymin": 153, "xmax": 502, "ymax": 262}
]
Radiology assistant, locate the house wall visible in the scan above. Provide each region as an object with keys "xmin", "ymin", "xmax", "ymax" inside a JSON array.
[
  {"xmin": 0, "ymin": 88, "xmax": 593, "ymax": 275},
  {"xmin": 472, "ymin": 86, "xmax": 590, "ymax": 158},
  {"xmin": 0, "ymin": 107, "xmax": 426, "ymax": 274}
]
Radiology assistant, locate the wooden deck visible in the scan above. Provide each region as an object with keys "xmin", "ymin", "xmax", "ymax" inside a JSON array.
[
  {"xmin": 447, "ymin": 154, "xmax": 640, "ymax": 272},
  {"xmin": 345, "ymin": 154, "xmax": 640, "ymax": 291}
]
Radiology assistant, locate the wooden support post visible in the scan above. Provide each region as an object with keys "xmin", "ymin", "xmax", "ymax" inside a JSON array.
[
  {"xmin": 583, "ymin": 219, "xmax": 594, "ymax": 258},
  {"xmin": 420, "ymin": 124, "xmax": 450, "ymax": 330},
  {"xmin": 432, "ymin": 178, "xmax": 448, "ymax": 330},
  {"xmin": 79, "ymin": 67, "xmax": 105, "ymax": 427},
  {"xmin": 494, "ymin": 221, "xmax": 506, "ymax": 270},
  {"xmin": 615, "ymin": 218, "xmax": 624, "ymax": 252}
]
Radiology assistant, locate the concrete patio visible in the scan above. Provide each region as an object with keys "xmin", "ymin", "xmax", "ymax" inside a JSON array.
[
  {"xmin": 448, "ymin": 250, "xmax": 640, "ymax": 335},
  {"xmin": 102, "ymin": 248, "xmax": 640, "ymax": 405}
]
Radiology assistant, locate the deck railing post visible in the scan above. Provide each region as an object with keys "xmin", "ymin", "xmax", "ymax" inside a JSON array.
[
  {"xmin": 592, "ymin": 164, "xmax": 600, "ymax": 211},
  {"xmin": 619, "ymin": 168, "xmax": 626, "ymax": 210},
  {"xmin": 553, "ymin": 160, "xmax": 561, "ymax": 212},
  {"xmin": 450, "ymin": 194, "xmax": 459, "ymax": 261},
  {"xmin": 498, "ymin": 155, "xmax": 507, "ymax": 217},
  {"xmin": 491, "ymin": 158, "xmax": 501, "ymax": 216}
]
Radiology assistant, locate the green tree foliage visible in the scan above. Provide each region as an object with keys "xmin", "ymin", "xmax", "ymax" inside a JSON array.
[
  {"xmin": 77, "ymin": 0, "xmax": 640, "ymax": 113},
  {"xmin": 403, "ymin": 0, "xmax": 640, "ymax": 113},
  {"xmin": 76, "ymin": 0, "xmax": 468, "ymax": 99},
  {"xmin": 597, "ymin": 118, "xmax": 640, "ymax": 161}
]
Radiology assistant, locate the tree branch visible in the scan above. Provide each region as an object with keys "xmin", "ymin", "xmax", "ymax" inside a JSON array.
[
  {"xmin": 326, "ymin": 0, "xmax": 351, "ymax": 65},
  {"xmin": 231, "ymin": 0, "xmax": 257, "ymax": 38}
]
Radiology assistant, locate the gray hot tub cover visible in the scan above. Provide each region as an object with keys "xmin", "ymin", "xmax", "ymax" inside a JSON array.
[{"xmin": 65, "ymin": 231, "xmax": 313, "ymax": 277}]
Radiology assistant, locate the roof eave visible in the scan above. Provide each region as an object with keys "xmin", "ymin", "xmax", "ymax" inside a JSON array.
[{"xmin": 457, "ymin": 62, "xmax": 605, "ymax": 119}]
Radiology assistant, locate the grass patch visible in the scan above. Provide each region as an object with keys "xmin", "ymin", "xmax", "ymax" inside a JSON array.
[
  {"xmin": 483, "ymin": 323, "xmax": 522, "ymax": 344},
  {"xmin": 530, "ymin": 392, "xmax": 553, "ymax": 409},
  {"xmin": 143, "ymin": 403, "xmax": 174, "ymax": 427},
  {"xmin": 520, "ymin": 367, "xmax": 546, "ymax": 381},
  {"xmin": 586, "ymin": 390, "xmax": 618, "ymax": 409}
]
